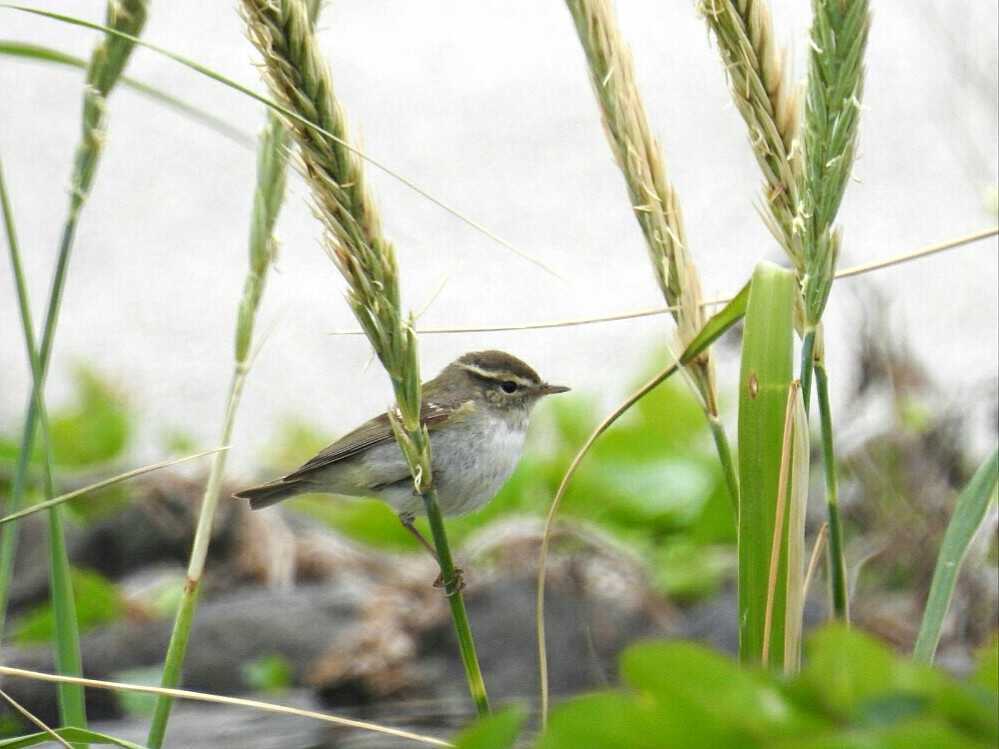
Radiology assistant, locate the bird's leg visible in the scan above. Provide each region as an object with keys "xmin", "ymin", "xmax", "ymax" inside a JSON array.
[{"xmin": 399, "ymin": 513, "xmax": 464, "ymax": 593}]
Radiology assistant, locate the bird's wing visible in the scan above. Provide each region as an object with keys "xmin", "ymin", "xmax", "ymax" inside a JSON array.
[{"xmin": 282, "ymin": 402, "xmax": 456, "ymax": 481}]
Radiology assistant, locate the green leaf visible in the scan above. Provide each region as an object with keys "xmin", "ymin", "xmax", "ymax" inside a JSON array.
[
  {"xmin": 0, "ymin": 727, "xmax": 150, "ymax": 748},
  {"xmin": 452, "ymin": 706, "xmax": 523, "ymax": 749},
  {"xmin": 621, "ymin": 641, "xmax": 823, "ymax": 739},
  {"xmin": 796, "ymin": 624, "xmax": 996, "ymax": 741},
  {"xmin": 538, "ymin": 692, "xmax": 702, "ymax": 749},
  {"xmin": 737, "ymin": 262, "xmax": 796, "ymax": 668},
  {"xmin": 779, "ymin": 718, "xmax": 985, "ymax": 749},
  {"xmin": 972, "ymin": 636, "xmax": 998, "ymax": 693},
  {"xmin": 914, "ymin": 449, "xmax": 999, "ymax": 663}
]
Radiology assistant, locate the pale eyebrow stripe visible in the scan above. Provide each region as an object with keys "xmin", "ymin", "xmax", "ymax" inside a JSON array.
[{"xmin": 457, "ymin": 364, "xmax": 535, "ymax": 386}]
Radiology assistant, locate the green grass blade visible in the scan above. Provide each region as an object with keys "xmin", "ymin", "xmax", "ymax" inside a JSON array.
[
  {"xmin": 737, "ymin": 262, "xmax": 795, "ymax": 668},
  {"xmin": 146, "ymin": 105, "xmax": 300, "ymax": 748},
  {"xmin": 783, "ymin": 387, "xmax": 810, "ymax": 674},
  {"xmin": 913, "ymin": 449, "xmax": 999, "ymax": 663},
  {"xmin": 0, "ymin": 3, "xmax": 148, "ymax": 738},
  {"xmin": 0, "ymin": 156, "xmax": 87, "ymax": 733},
  {"xmin": 814, "ymin": 361, "xmax": 849, "ymax": 620},
  {"xmin": 0, "ymin": 727, "xmax": 150, "ymax": 749},
  {"xmin": 0, "ymin": 40, "xmax": 254, "ymax": 148},
  {"xmin": 0, "ymin": 449, "xmax": 226, "ymax": 526}
]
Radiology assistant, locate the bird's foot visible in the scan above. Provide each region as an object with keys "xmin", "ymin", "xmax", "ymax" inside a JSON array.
[{"xmin": 433, "ymin": 567, "xmax": 465, "ymax": 595}]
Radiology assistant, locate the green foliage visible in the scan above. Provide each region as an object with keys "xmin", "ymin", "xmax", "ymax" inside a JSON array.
[
  {"xmin": 452, "ymin": 706, "xmax": 524, "ymax": 749},
  {"xmin": 46, "ymin": 367, "xmax": 131, "ymax": 468},
  {"xmin": 0, "ymin": 366, "xmax": 131, "ymax": 471},
  {"xmin": 241, "ymin": 653, "xmax": 293, "ymax": 695},
  {"xmin": 972, "ymin": 636, "xmax": 998, "ymax": 693},
  {"xmin": 13, "ymin": 567, "xmax": 124, "ymax": 643},
  {"xmin": 279, "ymin": 353, "xmax": 734, "ymax": 599},
  {"xmin": 540, "ymin": 626, "xmax": 997, "ymax": 748}
]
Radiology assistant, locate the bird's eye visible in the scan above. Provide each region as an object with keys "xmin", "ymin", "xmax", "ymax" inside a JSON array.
[{"xmin": 500, "ymin": 380, "xmax": 518, "ymax": 394}]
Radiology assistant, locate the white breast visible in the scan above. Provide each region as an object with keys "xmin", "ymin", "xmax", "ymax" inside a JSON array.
[{"xmin": 427, "ymin": 414, "xmax": 527, "ymax": 516}]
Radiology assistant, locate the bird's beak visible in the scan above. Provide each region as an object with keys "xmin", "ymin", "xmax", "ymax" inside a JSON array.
[{"xmin": 539, "ymin": 383, "xmax": 570, "ymax": 395}]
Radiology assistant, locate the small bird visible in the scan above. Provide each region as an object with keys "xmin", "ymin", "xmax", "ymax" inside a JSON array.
[{"xmin": 234, "ymin": 350, "xmax": 569, "ymax": 568}]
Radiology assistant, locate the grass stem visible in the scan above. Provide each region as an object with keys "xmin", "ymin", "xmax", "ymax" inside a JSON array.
[
  {"xmin": 422, "ymin": 490, "xmax": 490, "ymax": 716},
  {"xmin": 708, "ymin": 414, "xmax": 740, "ymax": 516},
  {"xmin": 240, "ymin": 0, "xmax": 491, "ymax": 716},
  {"xmin": 146, "ymin": 104, "xmax": 298, "ymax": 747},
  {"xmin": 0, "ymin": 155, "xmax": 87, "ymax": 734},
  {"xmin": 799, "ymin": 327, "xmax": 817, "ymax": 413},
  {"xmin": 815, "ymin": 361, "xmax": 848, "ymax": 621}
]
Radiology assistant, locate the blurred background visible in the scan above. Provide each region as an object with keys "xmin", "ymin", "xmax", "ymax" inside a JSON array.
[{"xmin": 0, "ymin": 1, "xmax": 996, "ymax": 746}]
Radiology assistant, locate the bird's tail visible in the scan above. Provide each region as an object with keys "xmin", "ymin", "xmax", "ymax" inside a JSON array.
[{"xmin": 232, "ymin": 478, "xmax": 306, "ymax": 510}]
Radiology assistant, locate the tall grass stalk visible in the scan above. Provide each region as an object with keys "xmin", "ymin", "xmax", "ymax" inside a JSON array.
[
  {"xmin": 1, "ymin": 2, "xmax": 146, "ymax": 733},
  {"xmin": 706, "ymin": 0, "xmax": 868, "ymax": 624},
  {"xmin": 144, "ymin": 27, "xmax": 312, "ymax": 742},
  {"xmin": 798, "ymin": 0, "xmax": 869, "ymax": 621},
  {"xmin": 0, "ymin": 155, "xmax": 85, "ymax": 731},
  {"xmin": 240, "ymin": 0, "xmax": 489, "ymax": 715},
  {"xmin": 564, "ymin": 0, "xmax": 738, "ymax": 510}
]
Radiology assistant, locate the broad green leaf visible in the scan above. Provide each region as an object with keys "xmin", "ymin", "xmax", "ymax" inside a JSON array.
[
  {"xmin": 621, "ymin": 641, "xmax": 823, "ymax": 739},
  {"xmin": 452, "ymin": 706, "xmax": 523, "ymax": 749},
  {"xmin": 737, "ymin": 262, "xmax": 796, "ymax": 668},
  {"xmin": 972, "ymin": 636, "xmax": 998, "ymax": 693},
  {"xmin": 778, "ymin": 718, "xmax": 984, "ymax": 749},
  {"xmin": 538, "ymin": 692, "xmax": 707, "ymax": 749}
]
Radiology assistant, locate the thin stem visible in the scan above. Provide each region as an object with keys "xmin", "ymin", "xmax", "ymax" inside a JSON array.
[
  {"xmin": 815, "ymin": 362, "xmax": 848, "ymax": 621},
  {"xmin": 146, "ymin": 578, "xmax": 201, "ymax": 748},
  {"xmin": 538, "ymin": 361, "xmax": 680, "ymax": 726},
  {"xmin": 146, "ymin": 372, "xmax": 246, "ymax": 746},
  {"xmin": 761, "ymin": 382, "xmax": 800, "ymax": 668},
  {"xmin": 147, "ymin": 111, "xmax": 291, "ymax": 747},
  {"xmin": 0, "ymin": 666, "xmax": 451, "ymax": 747},
  {"xmin": 708, "ymin": 414, "xmax": 740, "ymax": 515},
  {"xmin": 327, "ymin": 226, "xmax": 998, "ymax": 337},
  {"xmin": 0, "ymin": 156, "xmax": 87, "ymax": 732},
  {"xmin": 421, "ymin": 490, "xmax": 490, "ymax": 717},
  {"xmin": 799, "ymin": 328, "xmax": 817, "ymax": 413}
]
